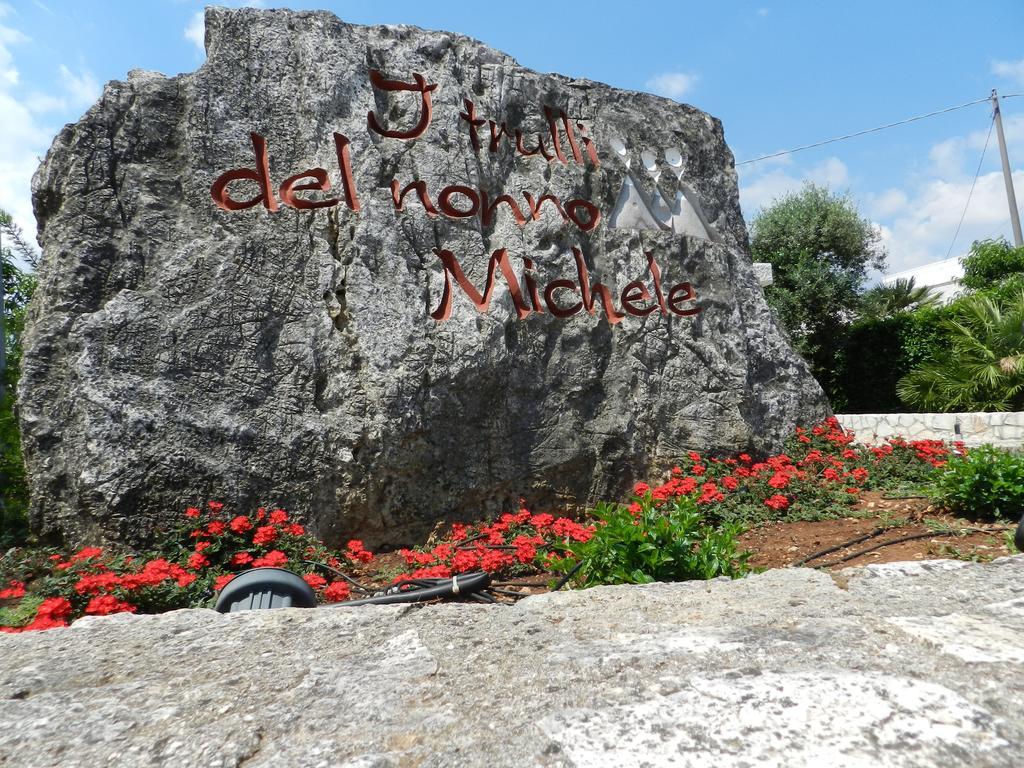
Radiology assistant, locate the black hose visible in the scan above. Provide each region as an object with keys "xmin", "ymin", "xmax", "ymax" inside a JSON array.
[
  {"xmin": 331, "ymin": 571, "xmax": 492, "ymax": 607},
  {"xmin": 303, "ymin": 560, "xmax": 374, "ymax": 594},
  {"xmin": 792, "ymin": 527, "xmax": 886, "ymax": 567},
  {"xmin": 551, "ymin": 560, "xmax": 585, "ymax": 591}
]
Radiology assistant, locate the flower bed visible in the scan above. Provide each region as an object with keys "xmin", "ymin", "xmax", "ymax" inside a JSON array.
[{"xmin": 0, "ymin": 418, "xmax": 969, "ymax": 633}]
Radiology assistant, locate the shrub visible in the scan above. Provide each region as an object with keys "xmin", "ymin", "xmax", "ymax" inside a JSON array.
[
  {"xmin": 931, "ymin": 445, "xmax": 1024, "ymax": 521},
  {"xmin": 548, "ymin": 495, "xmax": 749, "ymax": 588}
]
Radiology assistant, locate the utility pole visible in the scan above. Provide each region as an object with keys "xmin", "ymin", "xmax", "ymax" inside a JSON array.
[{"xmin": 992, "ymin": 89, "xmax": 1023, "ymax": 248}]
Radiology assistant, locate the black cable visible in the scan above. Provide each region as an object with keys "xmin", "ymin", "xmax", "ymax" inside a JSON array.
[
  {"xmin": 551, "ymin": 560, "xmax": 585, "ymax": 591},
  {"xmin": 945, "ymin": 115, "xmax": 995, "ymax": 259},
  {"xmin": 331, "ymin": 571, "xmax": 492, "ymax": 607},
  {"xmin": 791, "ymin": 527, "xmax": 886, "ymax": 567},
  {"xmin": 302, "ymin": 560, "xmax": 374, "ymax": 594},
  {"xmin": 737, "ymin": 95, "xmax": 993, "ymax": 166}
]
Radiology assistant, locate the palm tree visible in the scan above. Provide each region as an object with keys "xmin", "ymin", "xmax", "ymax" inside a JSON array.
[
  {"xmin": 897, "ymin": 291, "xmax": 1024, "ymax": 412},
  {"xmin": 859, "ymin": 277, "xmax": 941, "ymax": 320}
]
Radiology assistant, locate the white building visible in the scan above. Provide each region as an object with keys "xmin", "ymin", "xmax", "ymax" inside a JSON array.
[{"xmin": 881, "ymin": 256, "xmax": 964, "ymax": 304}]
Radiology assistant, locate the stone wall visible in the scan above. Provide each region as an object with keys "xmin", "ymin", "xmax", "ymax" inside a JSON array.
[{"xmin": 837, "ymin": 412, "xmax": 1024, "ymax": 448}]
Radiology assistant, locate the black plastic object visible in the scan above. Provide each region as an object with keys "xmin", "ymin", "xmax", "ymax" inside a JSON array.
[
  {"xmin": 334, "ymin": 571, "xmax": 492, "ymax": 607},
  {"xmin": 214, "ymin": 567, "xmax": 317, "ymax": 613}
]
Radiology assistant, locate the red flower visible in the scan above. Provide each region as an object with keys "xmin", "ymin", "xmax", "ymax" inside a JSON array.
[
  {"xmin": 285, "ymin": 523, "xmax": 306, "ymax": 536},
  {"xmin": 214, "ymin": 574, "xmax": 234, "ymax": 591},
  {"xmin": 252, "ymin": 550, "xmax": 287, "ymax": 568},
  {"xmin": 208, "ymin": 501, "xmax": 224, "ymax": 513},
  {"xmin": 229, "ymin": 516, "xmax": 252, "ymax": 534},
  {"xmin": 323, "ymin": 582, "xmax": 351, "ymax": 602},
  {"xmin": 303, "ymin": 573, "xmax": 328, "ymax": 590},
  {"xmin": 269, "ymin": 509, "xmax": 289, "ymax": 525},
  {"xmin": 764, "ymin": 494, "xmax": 790, "ymax": 511},
  {"xmin": 36, "ymin": 597, "xmax": 72, "ymax": 622},
  {"xmin": 252, "ymin": 525, "xmax": 278, "ymax": 545},
  {"xmin": 185, "ymin": 507, "xmax": 201, "ymax": 518},
  {"xmin": 0, "ymin": 580, "xmax": 26, "ymax": 600},
  {"xmin": 176, "ymin": 573, "xmax": 197, "ymax": 587},
  {"xmin": 206, "ymin": 520, "xmax": 226, "ymax": 536},
  {"xmin": 194, "ymin": 541, "xmax": 211, "ymax": 552},
  {"xmin": 688, "ymin": 451, "xmax": 701, "ymax": 462},
  {"xmin": 767, "ymin": 472, "xmax": 790, "ymax": 489},
  {"xmin": 451, "ymin": 549, "xmax": 481, "ymax": 573},
  {"xmin": 633, "ymin": 482, "xmax": 651, "ymax": 496},
  {"xmin": 345, "ymin": 540, "xmax": 374, "ymax": 564},
  {"xmin": 188, "ymin": 553, "xmax": 210, "ymax": 570},
  {"xmin": 530, "ymin": 513, "xmax": 554, "ymax": 530},
  {"xmin": 851, "ymin": 467, "xmax": 869, "ymax": 483},
  {"xmin": 691, "ymin": 464, "xmax": 706, "ymax": 476},
  {"xmin": 70, "ymin": 546, "xmax": 104, "ymax": 563},
  {"xmin": 85, "ymin": 595, "xmax": 137, "ymax": 616},
  {"xmin": 722, "ymin": 476, "xmax": 739, "ymax": 491},
  {"xmin": 738, "ymin": 453, "xmax": 752, "ymax": 463},
  {"xmin": 231, "ymin": 552, "xmax": 253, "ymax": 566},
  {"xmin": 74, "ymin": 572, "xmax": 121, "ymax": 595}
]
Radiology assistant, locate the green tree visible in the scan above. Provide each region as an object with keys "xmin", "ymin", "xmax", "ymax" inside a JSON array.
[
  {"xmin": 1, "ymin": 210, "xmax": 37, "ymax": 547},
  {"xmin": 858, "ymin": 277, "xmax": 940, "ymax": 321},
  {"xmin": 960, "ymin": 238, "xmax": 1024, "ymax": 291},
  {"xmin": 750, "ymin": 183, "xmax": 886, "ymax": 406},
  {"xmin": 897, "ymin": 291, "xmax": 1024, "ymax": 412}
]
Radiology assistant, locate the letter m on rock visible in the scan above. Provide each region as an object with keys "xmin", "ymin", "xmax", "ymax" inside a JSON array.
[{"xmin": 430, "ymin": 248, "xmax": 531, "ymax": 321}]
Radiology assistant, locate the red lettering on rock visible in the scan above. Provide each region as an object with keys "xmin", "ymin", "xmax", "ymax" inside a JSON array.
[
  {"xmin": 278, "ymin": 168, "xmax": 337, "ymax": 210},
  {"xmin": 522, "ymin": 193, "xmax": 568, "ymax": 223},
  {"xmin": 367, "ymin": 70, "xmax": 438, "ymax": 140},
  {"xmin": 481, "ymin": 191, "xmax": 527, "ymax": 227},
  {"xmin": 564, "ymin": 199, "xmax": 601, "ymax": 232},
  {"xmin": 572, "ymin": 247, "xmax": 624, "ymax": 325},
  {"xmin": 437, "ymin": 185, "xmax": 480, "ymax": 218},
  {"xmin": 667, "ymin": 282, "xmax": 701, "ymax": 316},
  {"xmin": 391, "ymin": 180, "xmax": 438, "ymax": 216},
  {"xmin": 459, "ymin": 99, "xmax": 486, "ymax": 151},
  {"xmin": 620, "ymin": 280, "xmax": 657, "ymax": 316},
  {"xmin": 430, "ymin": 248, "xmax": 532, "ymax": 321},
  {"xmin": 544, "ymin": 279, "xmax": 583, "ymax": 317},
  {"xmin": 210, "ymin": 132, "xmax": 278, "ymax": 212},
  {"xmin": 332, "ymin": 133, "xmax": 361, "ymax": 211},
  {"xmin": 646, "ymin": 252, "xmax": 668, "ymax": 315}
]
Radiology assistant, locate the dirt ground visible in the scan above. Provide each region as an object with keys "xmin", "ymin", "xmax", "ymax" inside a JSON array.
[{"xmin": 738, "ymin": 491, "xmax": 1015, "ymax": 571}]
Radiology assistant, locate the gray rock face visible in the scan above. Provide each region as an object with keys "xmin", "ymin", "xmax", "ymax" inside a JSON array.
[
  {"xmin": 3, "ymin": 557, "xmax": 1024, "ymax": 767},
  {"xmin": 21, "ymin": 7, "xmax": 828, "ymax": 547}
]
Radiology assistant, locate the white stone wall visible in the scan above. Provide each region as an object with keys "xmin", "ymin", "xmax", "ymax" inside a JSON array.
[{"xmin": 836, "ymin": 412, "xmax": 1024, "ymax": 448}]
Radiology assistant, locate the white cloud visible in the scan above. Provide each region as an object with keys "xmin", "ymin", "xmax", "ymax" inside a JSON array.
[
  {"xmin": 880, "ymin": 170, "xmax": 1024, "ymax": 272},
  {"xmin": 645, "ymin": 71, "xmax": 698, "ymax": 100},
  {"xmin": 185, "ymin": 10, "xmax": 205, "ymax": 54},
  {"xmin": 992, "ymin": 58, "xmax": 1024, "ymax": 88},
  {"xmin": 757, "ymin": 7, "xmax": 770, "ymax": 17},
  {"xmin": 738, "ymin": 156, "xmax": 849, "ymax": 216},
  {"xmin": 0, "ymin": 13, "xmax": 100, "ymax": 253},
  {"xmin": 58, "ymin": 64, "xmax": 99, "ymax": 108}
]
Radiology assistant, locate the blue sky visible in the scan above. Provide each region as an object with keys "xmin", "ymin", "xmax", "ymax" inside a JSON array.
[{"xmin": 1, "ymin": 0, "xmax": 1022, "ymax": 274}]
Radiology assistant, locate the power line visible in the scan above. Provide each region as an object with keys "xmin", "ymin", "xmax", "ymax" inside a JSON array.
[
  {"xmin": 737, "ymin": 95, "xmax": 993, "ymax": 166},
  {"xmin": 944, "ymin": 115, "xmax": 995, "ymax": 260}
]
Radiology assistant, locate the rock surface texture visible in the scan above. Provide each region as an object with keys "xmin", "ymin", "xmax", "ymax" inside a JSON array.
[
  {"xmin": 22, "ymin": 7, "xmax": 828, "ymax": 547},
  {"xmin": 3, "ymin": 558, "xmax": 1024, "ymax": 767}
]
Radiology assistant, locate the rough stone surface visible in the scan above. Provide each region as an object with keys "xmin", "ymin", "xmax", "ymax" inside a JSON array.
[
  {"xmin": 3, "ymin": 557, "xmax": 1024, "ymax": 767},
  {"xmin": 22, "ymin": 7, "xmax": 828, "ymax": 547}
]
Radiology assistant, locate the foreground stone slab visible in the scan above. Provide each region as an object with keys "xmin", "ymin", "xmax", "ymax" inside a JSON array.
[
  {"xmin": 21, "ymin": 6, "xmax": 827, "ymax": 547},
  {"xmin": 3, "ymin": 557, "xmax": 1023, "ymax": 767}
]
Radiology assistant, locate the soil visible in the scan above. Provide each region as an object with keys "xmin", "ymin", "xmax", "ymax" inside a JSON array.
[{"xmin": 738, "ymin": 491, "xmax": 1014, "ymax": 571}]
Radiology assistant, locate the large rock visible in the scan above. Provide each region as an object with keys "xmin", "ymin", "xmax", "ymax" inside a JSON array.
[
  {"xmin": 21, "ymin": 7, "xmax": 827, "ymax": 547},
  {"xmin": 2, "ymin": 557, "xmax": 1024, "ymax": 767}
]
